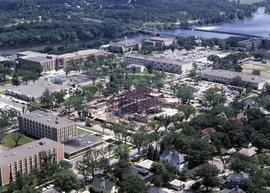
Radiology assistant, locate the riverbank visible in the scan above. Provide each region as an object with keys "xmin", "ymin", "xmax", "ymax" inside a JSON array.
[{"xmin": 0, "ymin": 7, "xmax": 269, "ymax": 56}]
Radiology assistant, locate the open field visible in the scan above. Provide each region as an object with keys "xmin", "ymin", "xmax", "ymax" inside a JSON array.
[
  {"xmin": 2, "ymin": 132, "xmax": 35, "ymax": 148},
  {"xmin": 77, "ymin": 127, "xmax": 94, "ymax": 135},
  {"xmin": 239, "ymin": 0, "xmax": 263, "ymax": 4},
  {"xmin": 242, "ymin": 61, "xmax": 270, "ymax": 77}
]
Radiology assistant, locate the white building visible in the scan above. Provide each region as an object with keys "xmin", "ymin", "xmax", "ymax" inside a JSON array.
[
  {"xmin": 199, "ymin": 69, "xmax": 270, "ymax": 90},
  {"xmin": 144, "ymin": 37, "xmax": 176, "ymax": 47},
  {"xmin": 160, "ymin": 151, "xmax": 186, "ymax": 172},
  {"xmin": 124, "ymin": 54, "xmax": 193, "ymax": 74}
]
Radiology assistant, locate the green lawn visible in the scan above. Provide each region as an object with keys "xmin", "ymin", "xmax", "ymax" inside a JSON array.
[
  {"xmin": 3, "ymin": 132, "xmax": 35, "ymax": 148},
  {"xmin": 77, "ymin": 127, "xmax": 93, "ymax": 135}
]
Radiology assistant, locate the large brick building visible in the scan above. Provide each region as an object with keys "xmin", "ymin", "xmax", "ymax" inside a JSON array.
[
  {"xmin": 18, "ymin": 110, "xmax": 77, "ymax": 142},
  {"xmin": 0, "ymin": 138, "xmax": 64, "ymax": 186}
]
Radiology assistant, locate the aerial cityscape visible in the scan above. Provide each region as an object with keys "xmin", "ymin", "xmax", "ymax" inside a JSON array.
[{"xmin": 0, "ymin": 0, "xmax": 270, "ymax": 193}]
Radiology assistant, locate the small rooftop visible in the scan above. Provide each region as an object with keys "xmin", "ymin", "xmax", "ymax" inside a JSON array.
[
  {"xmin": 136, "ymin": 159, "xmax": 153, "ymax": 170},
  {"xmin": 63, "ymin": 135, "xmax": 103, "ymax": 155},
  {"xmin": 19, "ymin": 110, "xmax": 76, "ymax": 129},
  {"xmin": 160, "ymin": 151, "xmax": 185, "ymax": 164},
  {"xmin": 0, "ymin": 138, "xmax": 63, "ymax": 165},
  {"xmin": 169, "ymin": 179, "xmax": 185, "ymax": 187},
  {"xmin": 238, "ymin": 147, "xmax": 258, "ymax": 157}
]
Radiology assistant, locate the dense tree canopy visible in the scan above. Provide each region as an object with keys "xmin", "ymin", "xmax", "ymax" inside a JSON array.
[{"xmin": 0, "ymin": 0, "xmax": 258, "ymax": 47}]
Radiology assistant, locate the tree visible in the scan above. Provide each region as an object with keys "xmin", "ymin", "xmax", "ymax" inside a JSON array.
[
  {"xmin": 178, "ymin": 104, "xmax": 196, "ymax": 121},
  {"xmin": 152, "ymin": 71, "xmax": 165, "ymax": 92},
  {"xmin": 175, "ymin": 84, "xmax": 195, "ymax": 104},
  {"xmin": 132, "ymin": 131, "xmax": 147, "ymax": 155},
  {"xmin": 207, "ymin": 55, "xmax": 220, "ymax": 64},
  {"xmin": 12, "ymin": 132, "xmax": 22, "ymax": 147},
  {"xmin": 114, "ymin": 144, "xmax": 130, "ymax": 161},
  {"xmin": 204, "ymin": 88, "xmax": 226, "ymax": 108},
  {"xmin": 27, "ymin": 102, "xmax": 41, "ymax": 112},
  {"xmin": 64, "ymin": 94, "xmax": 85, "ymax": 112},
  {"xmin": 230, "ymin": 154, "xmax": 256, "ymax": 173},
  {"xmin": 112, "ymin": 122, "xmax": 129, "ymax": 143},
  {"xmin": 196, "ymin": 163, "xmax": 220, "ymax": 191},
  {"xmin": 113, "ymin": 144, "xmax": 130, "ymax": 178},
  {"xmin": 52, "ymin": 91, "xmax": 65, "ymax": 105},
  {"xmin": 185, "ymin": 139, "xmax": 215, "ymax": 168},
  {"xmin": 54, "ymin": 170, "xmax": 80, "ymax": 192},
  {"xmin": 252, "ymin": 69, "xmax": 261, "ymax": 76},
  {"xmin": 76, "ymin": 149, "xmax": 99, "ymax": 179},
  {"xmin": 59, "ymin": 160, "xmax": 72, "ymax": 169},
  {"xmin": 120, "ymin": 174, "xmax": 146, "ymax": 193},
  {"xmin": 12, "ymin": 71, "xmax": 20, "ymax": 86},
  {"xmin": 40, "ymin": 89, "xmax": 55, "ymax": 109},
  {"xmin": 96, "ymin": 82, "xmax": 104, "ymax": 95}
]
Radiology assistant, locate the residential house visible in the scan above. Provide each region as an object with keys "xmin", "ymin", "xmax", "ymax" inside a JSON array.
[
  {"xmin": 169, "ymin": 179, "xmax": 185, "ymax": 191},
  {"xmin": 160, "ymin": 151, "xmax": 186, "ymax": 172},
  {"xmin": 238, "ymin": 147, "xmax": 258, "ymax": 157},
  {"xmin": 129, "ymin": 166, "xmax": 153, "ymax": 182},
  {"xmin": 89, "ymin": 175, "xmax": 118, "ymax": 193}
]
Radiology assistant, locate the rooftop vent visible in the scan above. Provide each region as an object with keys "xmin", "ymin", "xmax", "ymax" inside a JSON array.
[{"xmin": 39, "ymin": 142, "xmax": 44, "ymax": 146}]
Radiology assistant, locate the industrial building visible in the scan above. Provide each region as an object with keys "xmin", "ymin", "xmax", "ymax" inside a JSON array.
[
  {"xmin": 108, "ymin": 40, "xmax": 142, "ymax": 53},
  {"xmin": 124, "ymin": 54, "xmax": 193, "ymax": 74},
  {"xmin": 18, "ymin": 110, "xmax": 77, "ymax": 142},
  {"xmin": 108, "ymin": 87, "xmax": 163, "ymax": 116},
  {"xmin": 199, "ymin": 69, "xmax": 270, "ymax": 90},
  {"xmin": 63, "ymin": 135, "xmax": 104, "ymax": 159},
  {"xmin": 0, "ymin": 138, "xmax": 64, "ymax": 186},
  {"xmin": 144, "ymin": 37, "xmax": 176, "ymax": 47}
]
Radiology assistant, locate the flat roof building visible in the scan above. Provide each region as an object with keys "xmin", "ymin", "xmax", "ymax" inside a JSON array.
[
  {"xmin": 0, "ymin": 138, "xmax": 64, "ymax": 186},
  {"xmin": 56, "ymin": 49, "xmax": 107, "ymax": 68},
  {"xmin": 124, "ymin": 54, "xmax": 193, "ymax": 74},
  {"xmin": 19, "ymin": 110, "xmax": 77, "ymax": 142},
  {"xmin": 199, "ymin": 69, "xmax": 270, "ymax": 90},
  {"xmin": 63, "ymin": 135, "xmax": 104, "ymax": 159},
  {"xmin": 17, "ymin": 49, "xmax": 107, "ymax": 71},
  {"xmin": 6, "ymin": 78, "xmax": 71, "ymax": 101},
  {"xmin": 17, "ymin": 52, "xmax": 57, "ymax": 72},
  {"xmin": 144, "ymin": 37, "xmax": 176, "ymax": 47},
  {"xmin": 109, "ymin": 40, "xmax": 142, "ymax": 53}
]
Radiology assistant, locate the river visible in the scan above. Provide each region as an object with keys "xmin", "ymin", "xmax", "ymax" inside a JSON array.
[
  {"xmin": 1, "ymin": 7, "xmax": 270, "ymax": 56},
  {"xmin": 127, "ymin": 7, "xmax": 270, "ymax": 40}
]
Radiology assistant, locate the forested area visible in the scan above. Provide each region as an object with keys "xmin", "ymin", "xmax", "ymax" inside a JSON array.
[{"xmin": 0, "ymin": 0, "xmax": 258, "ymax": 47}]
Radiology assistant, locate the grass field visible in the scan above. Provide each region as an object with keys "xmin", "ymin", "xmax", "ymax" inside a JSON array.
[
  {"xmin": 3, "ymin": 132, "xmax": 35, "ymax": 148},
  {"xmin": 77, "ymin": 127, "xmax": 94, "ymax": 135},
  {"xmin": 239, "ymin": 0, "xmax": 263, "ymax": 4},
  {"xmin": 242, "ymin": 60, "xmax": 270, "ymax": 76}
]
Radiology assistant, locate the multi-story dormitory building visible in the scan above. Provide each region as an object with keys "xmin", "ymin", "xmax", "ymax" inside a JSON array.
[
  {"xmin": 18, "ymin": 110, "xmax": 77, "ymax": 142},
  {"xmin": 0, "ymin": 138, "xmax": 64, "ymax": 186}
]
